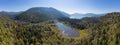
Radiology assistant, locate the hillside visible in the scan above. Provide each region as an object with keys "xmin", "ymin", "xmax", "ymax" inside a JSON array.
[
  {"xmin": 60, "ymin": 12, "xmax": 120, "ymax": 45},
  {"xmin": 0, "ymin": 15, "xmax": 72, "ymax": 45},
  {"xmin": 70, "ymin": 13, "xmax": 105, "ymax": 19}
]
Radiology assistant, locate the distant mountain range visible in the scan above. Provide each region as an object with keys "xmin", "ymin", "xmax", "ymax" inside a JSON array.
[
  {"xmin": 0, "ymin": 11, "xmax": 22, "ymax": 15},
  {"xmin": 70, "ymin": 13, "xmax": 105, "ymax": 19},
  {"xmin": 0, "ymin": 7, "xmax": 106, "ymax": 22}
]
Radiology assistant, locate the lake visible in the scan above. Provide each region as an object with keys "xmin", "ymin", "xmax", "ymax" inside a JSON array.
[{"xmin": 56, "ymin": 22, "xmax": 80, "ymax": 38}]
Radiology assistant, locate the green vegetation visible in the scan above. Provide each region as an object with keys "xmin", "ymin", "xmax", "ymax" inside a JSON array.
[
  {"xmin": 0, "ymin": 8, "xmax": 120, "ymax": 45},
  {"xmin": 0, "ymin": 16, "xmax": 74, "ymax": 45}
]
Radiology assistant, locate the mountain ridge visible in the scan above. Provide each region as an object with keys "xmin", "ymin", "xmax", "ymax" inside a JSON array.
[{"xmin": 15, "ymin": 7, "xmax": 70, "ymax": 23}]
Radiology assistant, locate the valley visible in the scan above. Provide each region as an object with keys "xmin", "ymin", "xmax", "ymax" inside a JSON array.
[{"xmin": 0, "ymin": 7, "xmax": 120, "ymax": 45}]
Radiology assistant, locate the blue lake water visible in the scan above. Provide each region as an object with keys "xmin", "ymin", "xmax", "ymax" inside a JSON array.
[{"xmin": 56, "ymin": 22, "xmax": 80, "ymax": 38}]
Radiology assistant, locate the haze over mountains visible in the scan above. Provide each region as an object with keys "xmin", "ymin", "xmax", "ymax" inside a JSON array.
[{"xmin": 70, "ymin": 13, "xmax": 105, "ymax": 19}]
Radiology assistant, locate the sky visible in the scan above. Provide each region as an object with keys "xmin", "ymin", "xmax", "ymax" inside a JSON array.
[{"xmin": 0, "ymin": 0, "xmax": 120, "ymax": 14}]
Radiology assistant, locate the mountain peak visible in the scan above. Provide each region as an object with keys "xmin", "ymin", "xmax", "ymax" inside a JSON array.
[{"xmin": 15, "ymin": 7, "xmax": 69, "ymax": 23}]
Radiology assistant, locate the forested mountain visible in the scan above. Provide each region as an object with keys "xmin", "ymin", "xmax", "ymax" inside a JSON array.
[
  {"xmin": 0, "ymin": 11, "xmax": 22, "ymax": 19},
  {"xmin": 15, "ymin": 7, "xmax": 69, "ymax": 23}
]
